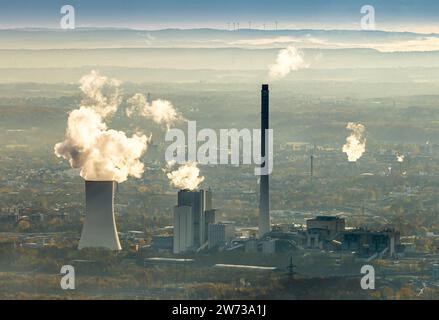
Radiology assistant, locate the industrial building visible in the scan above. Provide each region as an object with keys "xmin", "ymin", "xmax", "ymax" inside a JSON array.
[
  {"xmin": 335, "ymin": 228, "xmax": 400, "ymax": 258},
  {"xmin": 221, "ymin": 214, "xmax": 402, "ymax": 259},
  {"xmin": 208, "ymin": 221, "xmax": 235, "ymax": 249},
  {"xmin": 173, "ymin": 205, "xmax": 194, "ymax": 254},
  {"xmin": 78, "ymin": 180, "xmax": 122, "ymax": 251},
  {"xmin": 178, "ymin": 188, "xmax": 212, "ymax": 246},
  {"xmin": 306, "ymin": 216, "xmax": 345, "ymax": 248},
  {"xmin": 204, "ymin": 209, "xmax": 217, "ymax": 240},
  {"xmin": 304, "ymin": 215, "xmax": 401, "ymax": 258},
  {"xmin": 173, "ymin": 189, "xmax": 217, "ymax": 254}
]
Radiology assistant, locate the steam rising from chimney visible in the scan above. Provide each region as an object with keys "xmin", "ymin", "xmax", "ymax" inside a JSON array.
[
  {"xmin": 54, "ymin": 70, "xmax": 149, "ymax": 183},
  {"xmin": 269, "ymin": 45, "xmax": 308, "ymax": 79},
  {"xmin": 166, "ymin": 162, "xmax": 205, "ymax": 190},
  {"xmin": 397, "ymin": 154, "xmax": 405, "ymax": 162},
  {"xmin": 126, "ymin": 93, "xmax": 182, "ymax": 130},
  {"xmin": 342, "ymin": 122, "xmax": 366, "ymax": 162}
]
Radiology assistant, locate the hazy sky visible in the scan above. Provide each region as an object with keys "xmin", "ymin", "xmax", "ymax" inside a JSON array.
[{"xmin": 1, "ymin": 0, "xmax": 438, "ymax": 32}]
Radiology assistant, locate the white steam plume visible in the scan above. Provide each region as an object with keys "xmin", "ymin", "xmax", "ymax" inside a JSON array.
[
  {"xmin": 342, "ymin": 122, "xmax": 366, "ymax": 162},
  {"xmin": 78, "ymin": 70, "xmax": 122, "ymax": 118},
  {"xmin": 126, "ymin": 93, "xmax": 181, "ymax": 130},
  {"xmin": 269, "ymin": 45, "xmax": 308, "ymax": 79},
  {"xmin": 54, "ymin": 70, "xmax": 149, "ymax": 183},
  {"xmin": 166, "ymin": 162, "xmax": 205, "ymax": 190},
  {"xmin": 397, "ymin": 154, "xmax": 405, "ymax": 162}
]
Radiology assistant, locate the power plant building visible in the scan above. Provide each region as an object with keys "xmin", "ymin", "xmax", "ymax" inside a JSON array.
[
  {"xmin": 173, "ymin": 189, "xmax": 213, "ymax": 253},
  {"xmin": 306, "ymin": 216, "xmax": 345, "ymax": 248},
  {"xmin": 173, "ymin": 206, "xmax": 194, "ymax": 254},
  {"xmin": 208, "ymin": 222, "xmax": 235, "ymax": 249},
  {"xmin": 307, "ymin": 216, "xmax": 346, "ymax": 237},
  {"xmin": 204, "ymin": 209, "xmax": 217, "ymax": 242},
  {"xmin": 78, "ymin": 181, "xmax": 122, "ymax": 251}
]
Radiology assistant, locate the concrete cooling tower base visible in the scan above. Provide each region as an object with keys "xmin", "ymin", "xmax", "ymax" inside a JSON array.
[{"xmin": 78, "ymin": 180, "xmax": 122, "ymax": 251}]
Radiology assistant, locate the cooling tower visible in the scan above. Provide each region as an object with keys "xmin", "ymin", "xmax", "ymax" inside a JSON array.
[
  {"xmin": 259, "ymin": 84, "xmax": 270, "ymax": 238},
  {"xmin": 78, "ymin": 180, "xmax": 122, "ymax": 251}
]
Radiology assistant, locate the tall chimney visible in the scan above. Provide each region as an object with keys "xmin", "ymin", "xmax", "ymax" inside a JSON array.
[
  {"xmin": 259, "ymin": 84, "xmax": 270, "ymax": 238},
  {"xmin": 78, "ymin": 181, "xmax": 121, "ymax": 250},
  {"xmin": 310, "ymin": 154, "xmax": 314, "ymax": 182}
]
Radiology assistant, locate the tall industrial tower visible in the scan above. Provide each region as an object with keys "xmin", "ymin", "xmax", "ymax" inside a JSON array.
[
  {"xmin": 259, "ymin": 84, "xmax": 270, "ymax": 238},
  {"xmin": 78, "ymin": 181, "xmax": 122, "ymax": 250}
]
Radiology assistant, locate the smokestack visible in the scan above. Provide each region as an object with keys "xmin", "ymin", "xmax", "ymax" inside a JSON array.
[
  {"xmin": 259, "ymin": 84, "xmax": 270, "ymax": 238},
  {"xmin": 78, "ymin": 181, "xmax": 122, "ymax": 250},
  {"xmin": 310, "ymin": 154, "xmax": 314, "ymax": 183}
]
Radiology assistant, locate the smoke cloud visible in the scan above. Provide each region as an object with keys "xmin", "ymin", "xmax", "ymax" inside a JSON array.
[
  {"xmin": 126, "ymin": 93, "xmax": 181, "ymax": 130},
  {"xmin": 269, "ymin": 45, "xmax": 308, "ymax": 79},
  {"xmin": 166, "ymin": 162, "xmax": 205, "ymax": 190},
  {"xmin": 342, "ymin": 122, "xmax": 366, "ymax": 162},
  {"xmin": 397, "ymin": 154, "xmax": 405, "ymax": 162},
  {"xmin": 54, "ymin": 70, "xmax": 149, "ymax": 183}
]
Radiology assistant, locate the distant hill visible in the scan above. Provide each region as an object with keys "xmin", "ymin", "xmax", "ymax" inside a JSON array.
[
  {"xmin": 1, "ymin": 28, "xmax": 439, "ymax": 89},
  {"xmin": 0, "ymin": 28, "xmax": 438, "ymax": 51}
]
